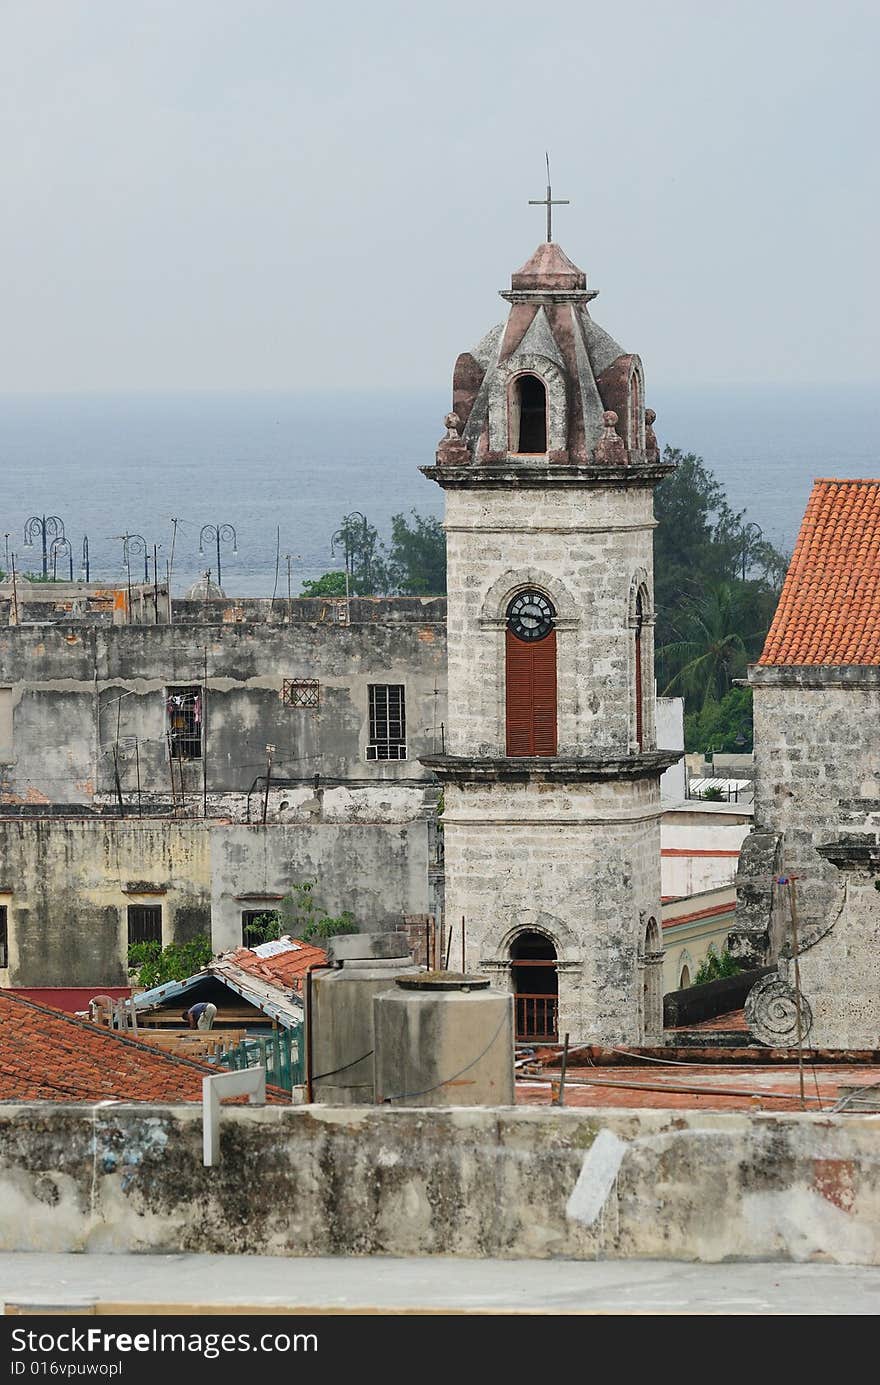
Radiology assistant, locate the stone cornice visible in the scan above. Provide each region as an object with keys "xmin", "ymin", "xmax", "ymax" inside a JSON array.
[
  {"xmin": 420, "ymin": 752, "xmax": 681, "ymax": 784},
  {"xmin": 749, "ymin": 664, "xmax": 880, "ymax": 690},
  {"xmin": 499, "ymin": 289, "xmax": 599, "ymax": 305},
  {"xmin": 421, "ymin": 462, "xmax": 674, "ymax": 491}
]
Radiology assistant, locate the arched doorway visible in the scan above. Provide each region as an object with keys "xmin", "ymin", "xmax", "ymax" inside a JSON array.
[{"xmin": 511, "ymin": 931, "xmax": 558, "ymax": 1042}]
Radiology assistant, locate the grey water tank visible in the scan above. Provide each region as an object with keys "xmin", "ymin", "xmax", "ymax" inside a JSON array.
[
  {"xmin": 309, "ymin": 932, "xmax": 419, "ymax": 1105},
  {"xmin": 373, "ymin": 972, "xmax": 515, "ymax": 1107}
]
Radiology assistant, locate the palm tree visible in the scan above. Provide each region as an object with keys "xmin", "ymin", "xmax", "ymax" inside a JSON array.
[{"xmin": 658, "ymin": 582, "xmax": 764, "ymax": 709}]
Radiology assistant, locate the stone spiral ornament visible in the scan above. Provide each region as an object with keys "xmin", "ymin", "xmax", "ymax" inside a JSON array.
[{"xmin": 745, "ymin": 974, "xmax": 813, "ymax": 1047}]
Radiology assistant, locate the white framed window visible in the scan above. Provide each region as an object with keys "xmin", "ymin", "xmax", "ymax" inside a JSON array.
[{"xmin": 367, "ymin": 684, "xmax": 407, "ymax": 760}]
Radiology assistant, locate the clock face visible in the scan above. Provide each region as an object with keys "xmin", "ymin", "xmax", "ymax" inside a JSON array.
[{"xmin": 507, "ymin": 590, "xmax": 555, "ymax": 642}]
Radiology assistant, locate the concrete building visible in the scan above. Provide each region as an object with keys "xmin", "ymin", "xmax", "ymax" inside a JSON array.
[
  {"xmin": 422, "ymin": 235, "xmax": 678, "ymax": 1046},
  {"xmin": 661, "ymin": 886, "xmax": 737, "ymax": 992},
  {"xmin": 0, "ymin": 597, "xmax": 446, "ymax": 987},
  {"xmin": 736, "ymin": 480, "xmax": 880, "ymax": 1047},
  {"xmin": 662, "ymin": 799, "xmax": 752, "ymax": 899}
]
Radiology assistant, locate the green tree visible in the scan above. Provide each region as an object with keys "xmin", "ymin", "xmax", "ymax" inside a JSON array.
[
  {"xmin": 385, "ymin": 510, "xmax": 446, "ymax": 595},
  {"xmin": 653, "ymin": 447, "xmax": 786, "ymax": 652},
  {"xmin": 243, "ymin": 880, "xmax": 358, "ymax": 946},
  {"xmin": 659, "ymin": 582, "xmax": 761, "ymax": 708},
  {"xmin": 684, "ymin": 686, "xmax": 754, "ymax": 754},
  {"xmin": 330, "ymin": 514, "xmax": 387, "ymax": 595},
  {"xmin": 127, "ymin": 936, "xmax": 214, "ymax": 988},
  {"xmin": 693, "ymin": 949, "xmax": 742, "ymax": 985},
  {"xmin": 300, "ymin": 571, "xmax": 350, "ymax": 598}
]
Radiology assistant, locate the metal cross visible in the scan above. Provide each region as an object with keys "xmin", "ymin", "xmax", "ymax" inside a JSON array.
[{"xmin": 529, "ymin": 153, "xmax": 569, "ymax": 243}]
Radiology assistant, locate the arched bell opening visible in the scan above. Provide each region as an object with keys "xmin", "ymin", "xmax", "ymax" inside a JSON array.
[{"xmin": 509, "ymin": 373, "xmax": 548, "ymax": 454}]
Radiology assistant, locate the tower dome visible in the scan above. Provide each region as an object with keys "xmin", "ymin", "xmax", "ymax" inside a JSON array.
[
  {"xmin": 436, "ymin": 241, "xmax": 656, "ymax": 467},
  {"xmin": 186, "ymin": 570, "xmax": 225, "ymax": 600}
]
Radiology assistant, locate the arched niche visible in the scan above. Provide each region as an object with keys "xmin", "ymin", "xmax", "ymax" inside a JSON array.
[{"xmin": 487, "ymin": 354, "xmax": 568, "ymax": 457}]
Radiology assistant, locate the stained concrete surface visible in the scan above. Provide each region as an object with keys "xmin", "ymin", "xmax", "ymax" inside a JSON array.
[{"xmin": 0, "ymin": 1254, "xmax": 878, "ymax": 1315}]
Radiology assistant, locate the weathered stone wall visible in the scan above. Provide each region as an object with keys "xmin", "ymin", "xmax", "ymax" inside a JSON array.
[
  {"xmin": 0, "ymin": 814, "xmax": 435, "ymax": 985},
  {"xmin": 776, "ymin": 870, "xmax": 880, "ymax": 1049},
  {"xmin": 737, "ymin": 670, "xmax": 880, "ymax": 1046},
  {"xmin": 444, "ymin": 776, "xmax": 663, "ymax": 1044},
  {"xmin": 743, "ymin": 673, "xmax": 880, "ymax": 947},
  {"xmin": 0, "ymin": 1103, "xmax": 877, "ymax": 1265},
  {"xmin": 443, "ymin": 485, "xmax": 656, "ymax": 758}
]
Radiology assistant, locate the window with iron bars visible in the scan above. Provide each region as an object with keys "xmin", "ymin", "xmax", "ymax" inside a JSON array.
[
  {"xmin": 282, "ymin": 679, "xmax": 319, "ymax": 708},
  {"xmin": 127, "ymin": 904, "xmax": 162, "ymax": 946},
  {"xmin": 367, "ymin": 684, "xmax": 406, "ymax": 760},
  {"xmin": 166, "ymin": 685, "xmax": 203, "ymax": 760}
]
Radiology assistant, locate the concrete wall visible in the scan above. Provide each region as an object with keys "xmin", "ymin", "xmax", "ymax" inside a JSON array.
[
  {"xmin": 0, "ymin": 1103, "xmax": 877, "ymax": 1264},
  {"xmin": 661, "ymin": 802, "xmax": 752, "ymax": 898},
  {"xmin": 0, "ymin": 814, "xmax": 434, "ymax": 986},
  {"xmin": 742, "ymin": 671, "xmax": 880, "ymax": 948},
  {"xmin": 0, "ymin": 600, "xmax": 447, "ymax": 806},
  {"xmin": 210, "ymin": 819, "xmax": 433, "ymax": 953},
  {"xmin": 0, "ymin": 819, "xmax": 211, "ymax": 988},
  {"xmin": 657, "ymin": 696, "xmax": 686, "ymax": 801},
  {"xmin": 775, "ymin": 868, "xmax": 880, "ymax": 1049}
]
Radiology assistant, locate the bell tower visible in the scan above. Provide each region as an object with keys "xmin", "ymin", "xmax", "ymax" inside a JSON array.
[{"xmin": 422, "ymin": 224, "xmax": 678, "ymax": 1046}]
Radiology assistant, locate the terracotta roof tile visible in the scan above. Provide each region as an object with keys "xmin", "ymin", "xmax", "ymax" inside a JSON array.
[
  {"xmin": 0, "ymin": 991, "xmax": 288, "ymax": 1103},
  {"xmin": 759, "ymin": 479, "xmax": 880, "ymax": 666},
  {"xmin": 224, "ymin": 939, "xmax": 327, "ymax": 994}
]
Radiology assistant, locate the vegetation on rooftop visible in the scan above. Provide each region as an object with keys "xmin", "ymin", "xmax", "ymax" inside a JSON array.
[
  {"xmin": 243, "ymin": 879, "xmax": 358, "ymax": 947},
  {"xmin": 127, "ymin": 936, "xmax": 214, "ymax": 988},
  {"xmin": 691, "ymin": 949, "xmax": 743, "ymax": 986}
]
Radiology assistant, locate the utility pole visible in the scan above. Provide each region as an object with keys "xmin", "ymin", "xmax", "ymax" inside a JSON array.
[
  {"xmin": 786, "ymin": 874, "xmax": 807, "ymax": 1110},
  {"xmin": 9, "ymin": 553, "xmax": 19, "ymax": 625}
]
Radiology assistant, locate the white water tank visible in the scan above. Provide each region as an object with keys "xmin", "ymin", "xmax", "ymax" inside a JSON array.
[{"xmin": 373, "ymin": 972, "xmax": 515, "ymax": 1107}]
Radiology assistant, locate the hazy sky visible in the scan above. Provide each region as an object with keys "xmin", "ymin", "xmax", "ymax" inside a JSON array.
[{"xmin": 2, "ymin": 0, "xmax": 877, "ymax": 393}]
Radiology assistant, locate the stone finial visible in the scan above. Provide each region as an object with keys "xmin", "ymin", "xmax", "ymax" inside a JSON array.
[
  {"xmin": 594, "ymin": 410, "xmax": 627, "ymax": 466},
  {"xmin": 443, "ymin": 411, "xmax": 462, "ymax": 441},
  {"xmin": 436, "ymin": 410, "xmax": 470, "ymax": 465},
  {"xmin": 645, "ymin": 407, "xmax": 659, "ymax": 463}
]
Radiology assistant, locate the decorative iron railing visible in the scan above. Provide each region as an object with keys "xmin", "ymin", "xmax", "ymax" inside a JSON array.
[{"xmin": 515, "ymin": 994, "xmax": 558, "ymax": 1043}]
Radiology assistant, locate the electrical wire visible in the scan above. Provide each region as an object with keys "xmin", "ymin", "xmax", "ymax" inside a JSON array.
[
  {"xmin": 310, "ymin": 1049, "xmax": 374, "ymax": 1083},
  {"xmin": 381, "ymin": 1007, "xmax": 510, "ymax": 1103}
]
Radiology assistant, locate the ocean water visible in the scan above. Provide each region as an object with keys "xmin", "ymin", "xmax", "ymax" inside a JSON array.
[{"xmin": 0, "ymin": 386, "xmax": 877, "ymax": 596}]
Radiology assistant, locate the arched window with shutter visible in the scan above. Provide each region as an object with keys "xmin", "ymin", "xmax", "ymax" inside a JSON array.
[{"xmin": 505, "ymin": 590, "xmax": 557, "ymax": 756}]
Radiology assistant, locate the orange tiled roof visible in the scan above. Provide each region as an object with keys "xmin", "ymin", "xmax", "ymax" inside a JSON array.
[
  {"xmin": 759, "ymin": 479, "xmax": 880, "ymax": 666},
  {"xmin": 223, "ymin": 939, "xmax": 327, "ymax": 994},
  {"xmin": 0, "ymin": 991, "xmax": 287, "ymax": 1103}
]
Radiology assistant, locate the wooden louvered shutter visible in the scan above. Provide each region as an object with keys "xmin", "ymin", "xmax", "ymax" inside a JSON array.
[{"xmin": 506, "ymin": 629, "xmax": 557, "ymax": 756}]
